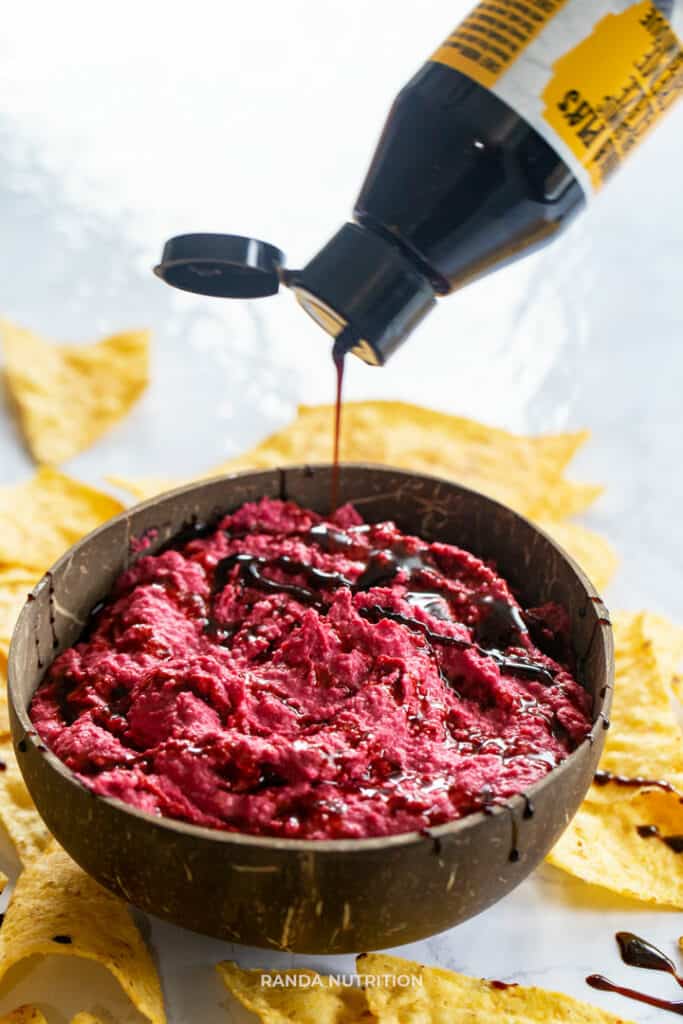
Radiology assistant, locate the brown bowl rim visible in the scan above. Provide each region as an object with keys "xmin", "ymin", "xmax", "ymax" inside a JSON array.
[{"xmin": 8, "ymin": 462, "xmax": 614, "ymax": 856}]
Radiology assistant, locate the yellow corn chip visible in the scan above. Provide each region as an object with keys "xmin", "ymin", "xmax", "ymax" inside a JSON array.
[
  {"xmin": 0, "ymin": 467, "xmax": 123, "ymax": 571},
  {"xmin": 108, "ymin": 474, "xmax": 176, "ymax": 503},
  {"xmin": 548, "ymin": 611, "xmax": 683, "ymax": 905},
  {"xmin": 358, "ymin": 953, "xmax": 634, "ymax": 1024},
  {"xmin": 537, "ymin": 520, "xmax": 617, "ymax": 594},
  {"xmin": 0, "ymin": 567, "xmax": 37, "ymax": 647},
  {"xmin": 214, "ymin": 402, "xmax": 602, "ymax": 521},
  {"xmin": 639, "ymin": 612, "xmax": 683, "ymax": 701},
  {"xmin": 0, "ymin": 736, "xmax": 51, "ymax": 865},
  {"xmin": 217, "ymin": 961, "xmax": 373, "ymax": 1024},
  {"xmin": 0, "ymin": 652, "xmax": 10, "ymax": 738},
  {"xmin": 549, "ymin": 788, "xmax": 683, "ymax": 907},
  {"xmin": 110, "ymin": 402, "xmax": 601, "ymax": 522},
  {"xmin": 0, "ymin": 1010, "xmax": 47, "ymax": 1024},
  {"xmin": 640, "ymin": 612, "xmax": 683, "ymax": 670},
  {"xmin": 71, "ymin": 1016, "xmax": 106, "ymax": 1024},
  {"xmin": 593, "ymin": 612, "xmax": 683, "ymax": 790},
  {"xmin": 220, "ymin": 955, "xmax": 637, "ymax": 1024},
  {"xmin": 1, "ymin": 321, "xmax": 150, "ymax": 465},
  {"xmin": 0, "ymin": 842, "xmax": 166, "ymax": 1024},
  {"xmin": 0, "ymin": 568, "xmax": 38, "ymax": 737}
]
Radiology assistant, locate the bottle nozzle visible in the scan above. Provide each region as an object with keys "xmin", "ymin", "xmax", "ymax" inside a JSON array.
[{"xmin": 290, "ymin": 223, "xmax": 436, "ymax": 366}]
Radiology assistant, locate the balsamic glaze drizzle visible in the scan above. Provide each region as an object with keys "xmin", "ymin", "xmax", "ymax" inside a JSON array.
[
  {"xmin": 636, "ymin": 824, "xmax": 683, "ymax": 854},
  {"xmin": 207, "ymin": 522, "xmax": 571, "ymax": 859},
  {"xmin": 586, "ymin": 975, "xmax": 683, "ymax": 1015},
  {"xmin": 594, "ymin": 770, "xmax": 677, "ymax": 794},
  {"xmin": 586, "ymin": 932, "xmax": 683, "ymax": 1016},
  {"xmin": 358, "ymin": 605, "xmax": 555, "ymax": 686},
  {"xmin": 46, "ymin": 571, "xmax": 59, "ymax": 651},
  {"xmin": 616, "ymin": 931, "xmax": 683, "ymax": 984},
  {"xmin": 211, "ymin": 525, "xmax": 557, "ymax": 687}
]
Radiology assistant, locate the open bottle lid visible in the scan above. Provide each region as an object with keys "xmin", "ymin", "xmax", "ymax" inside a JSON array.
[{"xmin": 154, "ymin": 233, "xmax": 285, "ymax": 298}]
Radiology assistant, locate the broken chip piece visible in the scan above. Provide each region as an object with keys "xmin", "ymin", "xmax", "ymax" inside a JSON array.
[
  {"xmin": 0, "ymin": 1009, "xmax": 47, "ymax": 1024},
  {"xmin": 0, "ymin": 1011, "xmax": 100, "ymax": 1024},
  {"xmin": 641, "ymin": 611, "xmax": 683, "ymax": 704},
  {"xmin": 550, "ymin": 787, "xmax": 683, "ymax": 907},
  {"xmin": 548, "ymin": 611, "xmax": 683, "ymax": 905},
  {"xmin": 108, "ymin": 403, "xmax": 614, "ymax": 592},
  {"xmin": 218, "ymin": 955, "xmax": 635, "ymax": 1024},
  {"xmin": 359, "ymin": 953, "xmax": 635, "ymax": 1023},
  {"xmin": 535, "ymin": 520, "xmax": 617, "ymax": 595},
  {"xmin": 0, "ymin": 568, "xmax": 38, "ymax": 738},
  {"xmin": 0, "ymin": 569, "xmax": 37, "ymax": 651},
  {"xmin": 0, "ymin": 656, "xmax": 11, "ymax": 738},
  {"xmin": 109, "ymin": 400, "xmax": 602, "ymax": 521},
  {"xmin": 599, "ymin": 612, "xmax": 683, "ymax": 789},
  {"xmin": 0, "ymin": 842, "xmax": 166, "ymax": 1024},
  {"xmin": 0, "ymin": 736, "xmax": 51, "ymax": 865},
  {"xmin": 213, "ymin": 402, "xmax": 602, "ymax": 522},
  {"xmin": 1, "ymin": 321, "xmax": 150, "ymax": 465},
  {"xmin": 217, "ymin": 961, "xmax": 374, "ymax": 1023},
  {"xmin": 0, "ymin": 467, "xmax": 123, "ymax": 572},
  {"xmin": 574, "ymin": 611, "xmax": 683, "ymax": 795}
]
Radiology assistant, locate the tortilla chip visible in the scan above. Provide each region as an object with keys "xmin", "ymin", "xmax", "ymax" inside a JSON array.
[
  {"xmin": 70, "ymin": 1016, "xmax": 106, "ymax": 1024},
  {"xmin": 0, "ymin": 1010, "xmax": 47, "ymax": 1024},
  {"xmin": 214, "ymin": 403, "xmax": 603, "ymax": 521},
  {"xmin": 358, "ymin": 953, "xmax": 634, "ymax": 1024},
  {"xmin": 0, "ymin": 567, "xmax": 32, "ymax": 737},
  {"xmin": 548, "ymin": 611, "xmax": 683, "ymax": 905},
  {"xmin": 0, "ymin": 736, "xmax": 51, "ymax": 865},
  {"xmin": 107, "ymin": 474, "xmax": 177, "ymax": 503},
  {"xmin": 594, "ymin": 612, "xmax": 683, "ymax": 790},
  {"xmin": 639, "ymin": 612, "xmax": 683, "ymax": 671},
  {"xmin": 537, "ymin": 520, "xmax": 617, "ymax": 594},
  {"xmin": 549, "ymin": 788, "xmax": 683, "ymax": 907},
  {"xmin": 0, "ymin": 842, "xmax": 166, "ymax": 1024},
  {"xmin": 0, "ymin": 654, "xmax": 10, "ymax": 738},
  {"xmin": 1, "ymin": 321, "xmax": 150, "ymax": 465},
  {"xmin": 0, "ymin": 568, "xmax": 38, "ymax": 737},
  {"xmin": 0, "ymin": 568, "xmax": 37, "ymax": 647},
  {"xmin": 0, "ymin": 467, "xmax": 123, "ymax": 571},
  {"xmin": 640, "ymin": 612, "xmax": 683, "ymax": 703},
  {"xmin": 217, "ymin": 961, "xmax": 373, "ymax": 1024},
  {"xmin": 110, "ymin": 402, "xmax": 601, "ymax": 521},
  {"xmin": 109, "ymin": 465, "xmax": 617, "ymax": 601}
]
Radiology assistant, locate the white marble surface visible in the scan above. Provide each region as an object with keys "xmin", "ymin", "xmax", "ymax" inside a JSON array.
[{"xmin": 0, "ymin": 2, "xmax": 681, "ymax": 1021}]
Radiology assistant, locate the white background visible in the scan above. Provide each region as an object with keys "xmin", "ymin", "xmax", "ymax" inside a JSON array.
[{"xmin": 0, "ymin": 2, "xmax": 681, "ymax": 1021}]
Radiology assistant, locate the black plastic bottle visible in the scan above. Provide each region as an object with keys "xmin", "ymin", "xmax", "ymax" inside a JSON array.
[
  {"xmin": 156, "ymin": 1, "xmax": 683, "ymax": 365},
  {"xmin": 290, "ymin": 65, "xmax": 584, "ymax": 365}
]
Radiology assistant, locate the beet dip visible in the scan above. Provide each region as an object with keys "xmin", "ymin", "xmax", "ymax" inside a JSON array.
[{"xmin": 30, "ymin": 498, "xmax": 591, "ymax": 839}]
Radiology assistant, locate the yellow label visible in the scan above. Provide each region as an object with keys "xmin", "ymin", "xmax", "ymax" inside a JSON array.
[
  {"xmin": 430, "ymin": 2, "xmax": 683, "ymax": 194},
  {"xmin": 432, "ymin": 0, "xmax": 571, "ymax": 88},
  {"xmin": 543, "ymin": 3, "xmax": 683, "ymax": 189}
]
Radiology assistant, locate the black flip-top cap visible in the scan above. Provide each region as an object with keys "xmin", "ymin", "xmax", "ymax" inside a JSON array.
[{"xmin": 154, "ymin": 233, "xmax": 285, "ymax": 298}]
